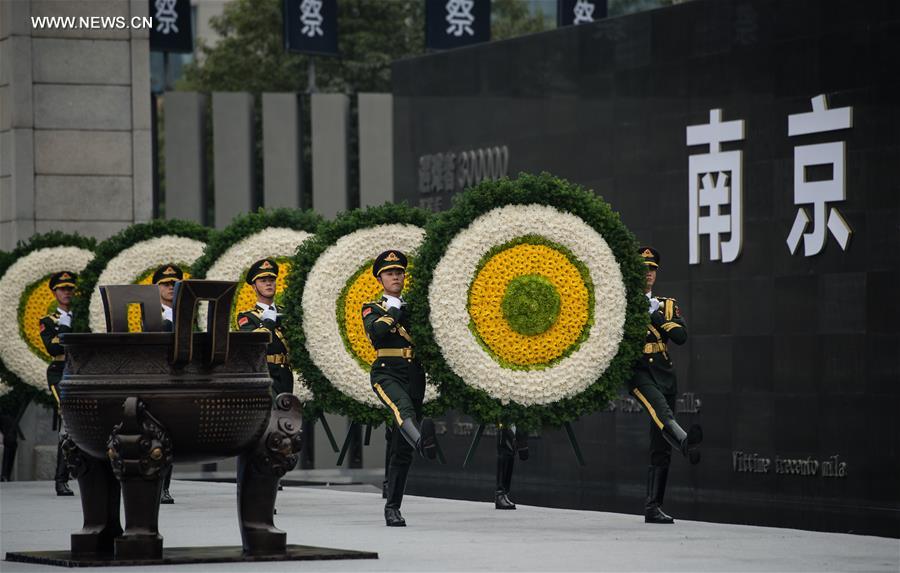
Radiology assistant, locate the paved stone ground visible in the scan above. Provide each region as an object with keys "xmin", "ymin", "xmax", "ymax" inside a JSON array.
[{"xmin": 1, "ymin": 481, "xmax": 897, "ymax": 572}]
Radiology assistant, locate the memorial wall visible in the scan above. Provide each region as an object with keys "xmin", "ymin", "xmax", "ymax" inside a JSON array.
[{"xmin": 393, "ymin": 0, "xmax": 899, "ymax": 536}]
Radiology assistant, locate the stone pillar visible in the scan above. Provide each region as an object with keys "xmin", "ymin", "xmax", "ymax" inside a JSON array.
[
  {"xmin": 358, "ymin": 93, "xmax": 394, "ymax": 207},
  {"xmin": 262, "ymin": 93, "xmax": 302, "ymax": 209},
  {"xmin": 163, "ymin": 91, "xmax": 207, "ymax": 223},
  {"xmin": 311, "ymin": 93, "xmax": 349, "ymax": 219},
  {"xmin": 0, "ymin": 0, "xmax": 153, "ymax": 250},
  {"xmin": 212, "ymin": 92, "xmax": 254, "ymax": 229}
]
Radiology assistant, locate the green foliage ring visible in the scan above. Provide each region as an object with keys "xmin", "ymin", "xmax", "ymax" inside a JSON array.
[{"xmin": 500, "ymin": 274, "xmax": 561, "ymax": 336}]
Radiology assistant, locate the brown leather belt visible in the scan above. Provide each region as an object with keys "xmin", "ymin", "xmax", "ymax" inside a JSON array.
[
  {"xmin": 377, "ymin": 348, "xmax": 414, "ymax": 359},
  {"xmin": 643, "ymin": 342, "xmax": 667, "ymax": 354},
  {"xmin": 52, "ymin": 355, "xmax": 65, "ymax": 362},
  {"xmin": 267, "ymin": 354, "xmax": 289, "ymax": 365}
]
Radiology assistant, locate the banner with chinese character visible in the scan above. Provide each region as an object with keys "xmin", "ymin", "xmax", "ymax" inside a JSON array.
[
  {"xmin": 426, "ymin": 0, "xmax": 490, "ymax": 50},
  {"xmin": 149, "ymin": 0, "xmax": 193, "ymax": 53},
  {"xmin": 557, "ymin": 0, "xmax": 607, "ymax": 27},
  {"xmin": 284, "ymin": 0, "xmax": 338, "ymax": 56}
]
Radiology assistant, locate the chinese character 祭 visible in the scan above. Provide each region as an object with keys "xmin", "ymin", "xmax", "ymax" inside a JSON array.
[
  {"xmin": 686, "ymin": 108, "xmax": 745, "ymax": 265},
  {"xmin": 445, "ymin": 0, "xmax": 475, "ymax": 37},
  {"xmin": 300, "ymin": 0, "xmax": 324, "ymax": 37},
  {"xmin": 786, "ymin": 94, "xmax": 853, "ymax": 256},
  {"xmin": 154, "ymin": 0, "xmax": 179, "ymax": 34}
]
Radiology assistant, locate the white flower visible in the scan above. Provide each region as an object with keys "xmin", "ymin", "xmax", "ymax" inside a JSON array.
[
  {"xmin": 301, "ymin": 224, "xmax": 439, "ymax": 408},
  {"xmin": 199, "ymin": 227, "xmax": 315, "ymax": 402},
  {"xmin": 428, "ymin": 204, "xmax": 627, "ymax": 406},
  {"xmin": 88, "ymin": 236, "xmax": 206, "ymax": 332},
  {"xmin": 0, "ymin": 246, "xmax": 94, "ymax": 393}
]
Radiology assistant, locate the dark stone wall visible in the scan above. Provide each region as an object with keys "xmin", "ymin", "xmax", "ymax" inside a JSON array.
[{"xmin": 392, "ymin": 0, "xmax": 899, "ymax": 537}]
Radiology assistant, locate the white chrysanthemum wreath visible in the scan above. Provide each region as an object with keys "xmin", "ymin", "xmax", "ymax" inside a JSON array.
[
  {"xmin": 0, "ymin": 246, "xmax": 94, "ymax": 392},
  {"xmin": 199, "ymin": 227, "xmax": 315, "ymax": 401},
  {"xmin": 87, "ymin": 236, "xmax": 206, "ymax": 332},
  {"xmin": 408, "ymin": 173, "xmax": 647, "ymax": 429},
  {"xmin": 302, "ymin": 224, "xmax": 437, "ymax": 408},
  {"xmin": 430, "ymin": 204, "xmax": 625, "ymax": 406},
  {"xmin": 283, "ymin": 204, "xmax": 438, "ymax": 425}
]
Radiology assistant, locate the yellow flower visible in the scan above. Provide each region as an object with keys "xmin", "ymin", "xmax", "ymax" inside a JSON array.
[
  {"xmin": 21, "ymin": 277, "xmax": 56, "ymax": 360},
  {"xmin": 468, "ymin": 244, "xmax": 590, "ymax": 366}
]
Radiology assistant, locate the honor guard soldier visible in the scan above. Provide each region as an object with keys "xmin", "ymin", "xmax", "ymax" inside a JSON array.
[
  {"xmin": 363, "ymin": 250, "xmax": 439, "ymax": 527},
  {"xmin": 38, "ymin": 271, "xmax": 77, "ymax": 496},
  {"xmin": 628, "ymin": 247, "xmax": 702, "ymax": 524},
  {"xmin": 237, "ymin": 258, "xmax": 294, "ymax": 397},
  {"xmin": 152, "ymin": 263, "xmax": 183, "ymax": 504}
]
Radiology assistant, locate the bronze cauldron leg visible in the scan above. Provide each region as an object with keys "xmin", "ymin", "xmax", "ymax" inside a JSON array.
[
  {"xmin": 61, "ymin": 434, "xmax": 123, "ymax": 555},
  {"xmin": 107, "ymin": 397, "xmax": 173, "ymax": 560},
  {"xmin": 237, "ymin": 393, "xmax": 303, "ymax": 555}
]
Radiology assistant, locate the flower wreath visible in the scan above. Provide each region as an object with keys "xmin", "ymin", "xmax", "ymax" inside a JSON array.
[
  {"xmin": 283, "ymin": 204, "xmax": 441, "ymax": 426},
  {"xmin": 191, "ymin": 208, "xmax": 322, "ymax": 403},
  {"xmin": 71, "ymin": 220, "xmax": 212, "ymax": 333},
  {"xmin": 407, "ymin": 173, "xmax": 647, "ymax": 430},
  {"xmin": 0, "ymin": 232, "xmax": 96, "ymax": 403}
]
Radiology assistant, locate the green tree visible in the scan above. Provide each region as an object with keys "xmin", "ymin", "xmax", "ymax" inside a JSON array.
[
  {"xmin": 180, "ymin": 0, "xmax": 555, "ymax": 94},
  {"xmin": 180, "ymin": 0, "xmax": 424, "ymax": 94},
  {"xmin": 492, "ymin": 0, "xmax": 552, "ymax": 41}
]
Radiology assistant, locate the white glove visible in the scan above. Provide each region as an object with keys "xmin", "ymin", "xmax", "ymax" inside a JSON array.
[
  {"xmin": 261, "ymin": 306, "xmax": 278, "ymax": 322},
  {"xmin": 58, "ymin": 312, "xmax": 72, "ymax": 327},
  {"xmin": 384, "ymin": 295, "xmax": 402, "ymax": 310},
  {"xmin": 162, "ymin": 306, "xmax": 173, "ymax": 322},
  {"xmin": 649, "ymin": 297, "xmax": 660, "ymax": 315}
]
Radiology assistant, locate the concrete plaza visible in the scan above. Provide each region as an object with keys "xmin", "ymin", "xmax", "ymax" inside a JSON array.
[{"xmin": 1, "ymin": 480, "xmax": 897, "ymax": 572}]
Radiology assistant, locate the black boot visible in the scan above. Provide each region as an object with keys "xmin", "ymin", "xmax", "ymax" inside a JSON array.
[
  {"xmin": 54, "ymin": 440, "xmax": 73, "ymax": 496},
  {"xmin": 644, "ymin": 466, "xmax": 674, "ymax": 524},
  {"xmin": 384, "ymin": 463, "xmax": 410, "ymax": 527},
  {"xmin": 55, "ymin": 481, "xmax": 74, "ymax": 496},
  {"xmin": 495, "ymin": 430, "xmax": 516, "ymax": 509},
  {"xmin": 159, "ymin": 466, "xmax": 174, "ymax": 504},
  {"xmin": 398, "ymin": 417, "xmax": 437, "ymax": 460},
  {"xmin": 1, "ymin": 440, "xmax": 17, "ymax": 481},
  {"xmin": 382, "ymin": 426, "xmax": 392, "ymax": 499},
  {"xmin": 661, "ymin": 420, "xmax": 702, "ymax": 464}
]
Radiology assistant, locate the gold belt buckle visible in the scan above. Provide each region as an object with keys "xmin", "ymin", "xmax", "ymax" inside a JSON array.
[{"xmin": 402, "ymin": 347, "xmax": 413, "ymax": 359}]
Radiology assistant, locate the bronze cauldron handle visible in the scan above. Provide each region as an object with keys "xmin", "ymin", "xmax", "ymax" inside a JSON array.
[{"xmin": 170, "ymin": 280, "xmax": 238, "ymax": 367}]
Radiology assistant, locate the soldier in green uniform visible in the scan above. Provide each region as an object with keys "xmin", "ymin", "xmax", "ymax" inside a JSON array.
[
  {"xmin": 152, "ymin": 263, "xmax": 183, "ymax": 503},
  {"xmin": 38, "ymin": 271, "xmax": 77, "ymax": 496},
  {"xmin": 363, "ymin": 250, "xmax": 439, "ymax": 527},
  {"xmin": 237, "ymin": 258, "xmax": 293, "ymax": 397},
  {"xmin": 628, "ymin": 246, "xmax": 702, "ymax": 524}
]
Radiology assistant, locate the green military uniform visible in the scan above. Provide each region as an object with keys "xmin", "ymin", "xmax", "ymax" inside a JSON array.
[
  {"xmin": 237, "ymin": 258, "xmax": 293, "ymax": 397},
  {"xmin": 363, "ymin": 250, "xmax": 437, "ymax": 527},
  {"xmin": 627, "ymin": 246, "xmax": 702, "ymax": 525},
  {"xmin": 39, "ymin": 271, "xmax": 77, "ymax": 496}
]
